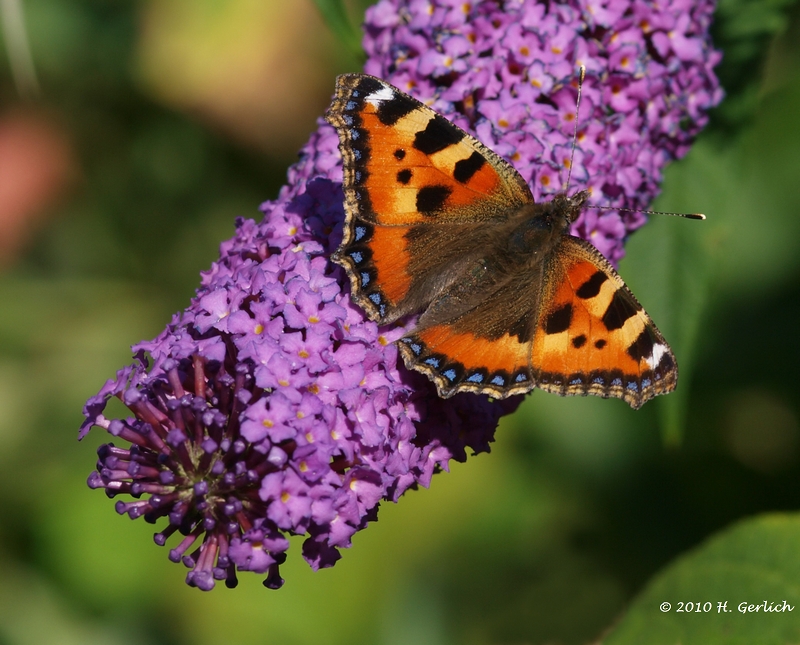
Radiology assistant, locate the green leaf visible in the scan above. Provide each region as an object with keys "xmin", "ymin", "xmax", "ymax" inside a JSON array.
[
  {"xmin": 620, "ymin": 142, "xmax": 719, "ymax": 445},
  {"xmin": 619, "ymin": 36, "xmax": 800, "ymax": 443},
  {"xmin": 603, "ymin": 513, "xmax": 800, "ymax": 645},
  {"xmin": 711, "ymin": 0, "xmax": 800, "ymax": 129},
  {"xmin": 310, "ymin": 0, "xmax": 364, "ymax": 61}
]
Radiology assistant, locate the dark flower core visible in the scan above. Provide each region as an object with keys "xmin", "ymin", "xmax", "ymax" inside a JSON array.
[{"xmin": 89, "ymin": 356, "xmax": 289, "ymax": 590}]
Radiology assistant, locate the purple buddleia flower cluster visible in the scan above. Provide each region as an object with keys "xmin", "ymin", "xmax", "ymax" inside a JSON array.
[
  {"xmin": 81, "ymin": 178, "xmax": 513, "ymax": 590},
  {"xmin": 80, "ymin": 0, "xmax": 721, "ymax": 590},
  {"xmin": 364, "ymin": 0, "xmax": 723, "ymax": 263}
]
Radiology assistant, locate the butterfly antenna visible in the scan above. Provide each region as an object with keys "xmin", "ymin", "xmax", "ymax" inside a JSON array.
[
  {"xmin": 564, "ymin": 66, "xmax": 705, "ymax": 221},
  {"xmin": 564, "ymin": 65, "xmax": 585, "ymax": 195},
  {"xmin": 594, "ymin": 205, "xmax": 706, "ymax": 220}
]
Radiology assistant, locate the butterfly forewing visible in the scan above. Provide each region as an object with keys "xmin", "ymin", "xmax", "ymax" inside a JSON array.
[
  {"xmin": 327, "ymin": 74, "xmax": 532, "ymax": 226},
  {"xmin": 530, "ymin": 238, "xmax": 677, "ymax": 408},
  {"xmin": 326, "ymin": 74, "xmax": 533, "ymax": 323},
  {"xmin": 396, "ymin": 237, "xmax": 676, "ymax": 407}
]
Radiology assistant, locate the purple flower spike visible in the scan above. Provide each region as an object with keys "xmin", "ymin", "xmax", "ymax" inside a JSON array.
[
  {"xmin": 80, "ymin": 172, "xmax": 516, "ymax": 592},
  {"xmin": 80, "ymin": 0, "xmax": 721, "ymax": 590}
]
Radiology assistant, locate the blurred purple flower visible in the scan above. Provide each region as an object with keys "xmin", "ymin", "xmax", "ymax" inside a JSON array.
[{"xmin": 80, "ymin": 0, "xmax": 721, "ymax": 590}]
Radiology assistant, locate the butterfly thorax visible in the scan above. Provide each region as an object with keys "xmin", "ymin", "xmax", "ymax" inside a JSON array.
[{"xmin": 504, "ymin": 190, "xmax": 590, "ymax": 267}]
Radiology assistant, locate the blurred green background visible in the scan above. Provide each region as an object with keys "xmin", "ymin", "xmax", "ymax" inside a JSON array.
[{"xmin": 1, "ymin": 1, "xmax": 799, "ymax": 644}]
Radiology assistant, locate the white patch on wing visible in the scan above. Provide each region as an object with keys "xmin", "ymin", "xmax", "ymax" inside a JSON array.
[
  {"xmin": 365, "ymin": 86, "xmax": 396, "ymax": 105},
  {"xmin": 646, "ymin": 343, "xmax": 668, "ymax": 369}
]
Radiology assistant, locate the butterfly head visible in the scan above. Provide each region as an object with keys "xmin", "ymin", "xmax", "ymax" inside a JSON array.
[
  {"xmin": 552, "ymin": 189, "xmax": 591, "ymax": 225},
  {"xmin": 522, "ymin": 189, "xmax": 590, "ymax": 241}
]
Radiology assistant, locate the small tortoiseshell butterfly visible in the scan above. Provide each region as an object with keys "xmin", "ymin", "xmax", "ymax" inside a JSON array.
[{"xmin": 326, "ymin": 73, "xmax": 678, "ymax": 409}]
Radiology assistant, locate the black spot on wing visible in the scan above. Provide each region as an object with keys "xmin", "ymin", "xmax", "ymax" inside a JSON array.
[
  {"xmin": 375, "ymin": 94, "xmax": 417, "ymax": 126},
  {"xmin": 576, "ymin": 270, "xmax": 608, "ymax": 299},
  {"xmin": 656, "ymin": 350, "xmax": 675, "ymax": 372},
  {"xmin": 572, "ymin": 334, "xmax": 587, "ymax": 348},
  {"xmin": 394, "ymin": 148, "xmax": 406, "ymax": 160},
  {"xmin": 627, "ymin": 327, "xmax": 655, "ymax": 362},
  {"xmin": 453, "ymin": 151, "xmax": 486, "ymax": 183},
  {"xmin": 595, "ymin": 339, "xmax": 607, "ymax": 349},
  {"xmin": 353, "ymin": 76, "xmax": 384, "ymax": 97},
  {"xmin": 416, "ymin": 185, "xmax": 452, "ymax": 214},
  {"xmin": 601, "ymin": 289, "xmax": 641, "ymax": 331},
  {"xmin": 543, "ymin": 303, "xmax": 573, "ymax": 334},
  {"xmin": 397, "ymin": 169, "xmax": 412, "ymax": 184},
  {"xmin": 413, "ymin": 115, "xmax": 464, "ymax": 155}
]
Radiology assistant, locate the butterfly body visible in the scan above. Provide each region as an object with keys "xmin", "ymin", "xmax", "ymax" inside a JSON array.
[{"xmin": 326, "ymin": 74, "xmax": 677, "ymax": 409}]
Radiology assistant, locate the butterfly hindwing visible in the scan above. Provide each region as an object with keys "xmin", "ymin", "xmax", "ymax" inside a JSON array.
[
  {"xmin": 397, "ymin": 236, "xmax": 676, "ymax": 407},
  {"xmin": 326, "ymin": 74, "xmax": 533, "ymax": 323},
  {"xmin": 399, "ymin": 325, "xmax": 535, "ymax": 398},
  {"xmin": 398, "ymin": 268, "xmax": 546, "ymax": 398},
  {"xmin": 530, "ymin": 237, "xmax": 677, "ymax": 408}
]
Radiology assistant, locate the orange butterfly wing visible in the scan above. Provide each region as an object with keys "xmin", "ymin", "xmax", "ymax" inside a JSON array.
[
  {"xmin": 529, "ymin": 237, "xmax": 676, "ymax": 408},
  {"xmin": 398, "ymin": 274, "xmax": 543, "ymax": 399},
  {"xmin": 326, "ymin": 74, "xmax": 532, "ymax": 323}
]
